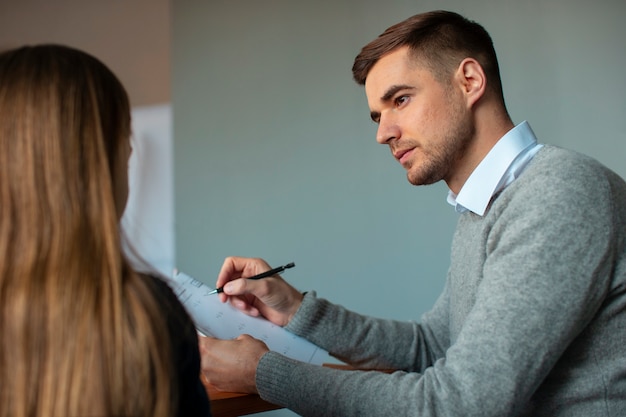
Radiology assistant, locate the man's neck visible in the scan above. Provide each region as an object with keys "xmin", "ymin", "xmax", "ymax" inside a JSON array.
[{"xmin": 446, "ymin": 109, "xmax": 514, "ymax": 194}]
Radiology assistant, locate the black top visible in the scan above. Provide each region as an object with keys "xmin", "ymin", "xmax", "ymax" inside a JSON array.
[{"xmin": 146, "ymin": 274, "xmax": 211, "ymax": 417}]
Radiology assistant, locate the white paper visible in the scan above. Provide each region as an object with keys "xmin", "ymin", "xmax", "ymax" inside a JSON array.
[{"xmin": 168, "ymin": 271, "xmax": 328, "ymax": 365}]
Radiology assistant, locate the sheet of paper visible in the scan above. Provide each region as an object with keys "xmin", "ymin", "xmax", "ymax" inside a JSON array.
[{"xmin": 168, "ymin": 271, "xmax": 328, "ymax": 365}]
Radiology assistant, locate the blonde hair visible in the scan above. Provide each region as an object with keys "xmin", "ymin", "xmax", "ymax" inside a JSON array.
[{"xmin": 0, "ymin": 45, "xmax": 174, "ymax": 416}]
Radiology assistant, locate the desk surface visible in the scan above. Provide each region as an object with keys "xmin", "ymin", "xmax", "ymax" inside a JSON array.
[
  {"xmin": 203, "ymin": 364, "xmax": 385, "ymax": 417},
  {"xmin": 204, "ymin": 381, "xmax": 282, "ymax": 417}
]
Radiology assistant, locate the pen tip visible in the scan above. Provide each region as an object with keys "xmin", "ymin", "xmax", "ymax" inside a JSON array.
[{"xmin": 285, "ymin": 262, "xmax": 295, "ymax": 268}]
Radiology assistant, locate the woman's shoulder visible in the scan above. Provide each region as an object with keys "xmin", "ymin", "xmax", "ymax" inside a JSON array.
[
  {"xmin": 136, "ymin": 272, "xmax": 212, "ymax": 416},
  {"xmin": 136, "ymin": 273, "xmax": 192, "ymax": 322}
]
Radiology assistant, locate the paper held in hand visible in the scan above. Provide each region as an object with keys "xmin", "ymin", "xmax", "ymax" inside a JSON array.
[{"xmin": 168, "ymin": 270, "xmax": 329, "ymax": 365}]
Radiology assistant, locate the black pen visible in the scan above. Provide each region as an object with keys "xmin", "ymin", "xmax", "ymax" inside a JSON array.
[{"xmin": 208, "ymin": 262, "xmax": 295, "ymax": 295}]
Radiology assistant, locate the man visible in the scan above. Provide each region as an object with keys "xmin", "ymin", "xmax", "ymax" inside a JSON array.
[{"xmin": 200, "ymin": 10, "xmax": 626, "ymax": 416}]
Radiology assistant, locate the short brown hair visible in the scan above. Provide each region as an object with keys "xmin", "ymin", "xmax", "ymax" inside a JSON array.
[{"xmin": 352, "ymin": 10, "xmax": 504, "ymax": 100}]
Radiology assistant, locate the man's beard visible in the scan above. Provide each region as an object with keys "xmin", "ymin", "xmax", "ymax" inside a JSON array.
[{"xmin": 406, "ymin": 105, "xmax": 475, "ymax": 187}]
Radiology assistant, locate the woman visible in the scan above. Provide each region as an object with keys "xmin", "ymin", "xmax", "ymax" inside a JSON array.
[{"xmin": 0, "ymin": 44, "xmax": 211, "ymax": 417}]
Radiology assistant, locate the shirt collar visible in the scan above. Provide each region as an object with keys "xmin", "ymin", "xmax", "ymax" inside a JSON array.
[{"xmin": 447, "ymin": 121, "xmax": 539, "ymax": 216}]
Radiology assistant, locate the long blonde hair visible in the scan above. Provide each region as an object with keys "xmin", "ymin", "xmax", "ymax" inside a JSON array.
[{"xmin": 0, "ymin": 45, "xmax": 174, "ymax": 416}]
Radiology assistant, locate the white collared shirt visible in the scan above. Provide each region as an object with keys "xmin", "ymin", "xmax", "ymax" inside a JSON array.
[{"xmin": 447, "ymin": 121, "xmax": 543, "ymax": 216}]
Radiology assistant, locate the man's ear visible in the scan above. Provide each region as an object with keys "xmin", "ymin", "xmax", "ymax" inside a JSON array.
[{"xmin": 455, "ymin": 58, "xmax": 486, "ymax": 108}]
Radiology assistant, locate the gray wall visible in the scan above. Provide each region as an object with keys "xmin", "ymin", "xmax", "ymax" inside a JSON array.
[{"xmin": 172, "ymin": 2, "xmax": 625, "ymax": 413}]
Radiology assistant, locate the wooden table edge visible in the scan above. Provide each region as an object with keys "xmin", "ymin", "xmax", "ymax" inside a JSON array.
[{"xmin": 204, "ymin": 363, "xmax": 393, "ymax": 416}]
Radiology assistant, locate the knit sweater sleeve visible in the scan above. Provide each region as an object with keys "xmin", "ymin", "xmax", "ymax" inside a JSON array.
[
  {"xmin": 255, "ymin": 147, "xmax": 626, "ymax": 417},
  {"xmin": 283, "ymin": 288, "xmax": 451, "ymax": 371},
  {"xmin": 255, "ymin": 289, "xmax": 452, "ymax": 416}
]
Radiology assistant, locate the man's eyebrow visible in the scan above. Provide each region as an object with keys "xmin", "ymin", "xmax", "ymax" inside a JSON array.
[
  {"xmin": 369, "ymin": 84, "xmax": 415, "ymax": 122},
  {"xmin": 381, "ymin": 84, "xmax": 415, "ymax": 102}
]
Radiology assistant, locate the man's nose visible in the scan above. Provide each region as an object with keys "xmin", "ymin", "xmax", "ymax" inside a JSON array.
[{"xmin": 376, "ymin": 114, "xmax": 400, "ymax": 144}]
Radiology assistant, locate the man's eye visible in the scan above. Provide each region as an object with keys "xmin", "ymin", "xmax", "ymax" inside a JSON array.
[{"xmin": 394, "ymin": 95, "xmax": 409, "ymax": 107}]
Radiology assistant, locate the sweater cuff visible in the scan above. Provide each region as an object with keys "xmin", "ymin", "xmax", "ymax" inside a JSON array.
[
  {"xmin": 256, "ymin": 351, "xmax": 300, "ymax": 406},
  {"xmin": 285, "ymin": 290, "xmax": 318, "ymax": 336}
]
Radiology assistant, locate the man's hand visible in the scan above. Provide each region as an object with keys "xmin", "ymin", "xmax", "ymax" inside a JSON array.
[
  {"xmin": 216, "ymin": 256, "xmax": 304, "ymax": 327},
  {"xmin": 199, "ymin": 334, "xmax": 269, "ymax": 394}
]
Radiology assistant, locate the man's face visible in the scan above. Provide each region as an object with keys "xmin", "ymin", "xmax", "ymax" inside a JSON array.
[{"xmin": 365, "ymin": 46, "xmax": 475, "ymax": 187}]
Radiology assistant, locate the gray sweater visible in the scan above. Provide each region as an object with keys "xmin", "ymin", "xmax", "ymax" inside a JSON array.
[{"xmin": 256, "ymin": 146, "xmax": 626, "ymax": 416}]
